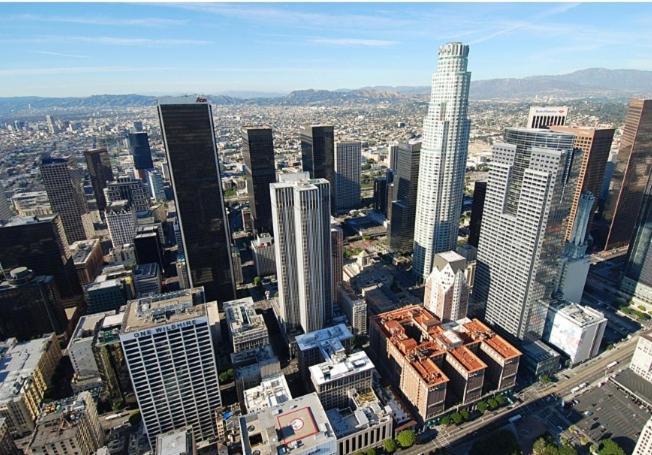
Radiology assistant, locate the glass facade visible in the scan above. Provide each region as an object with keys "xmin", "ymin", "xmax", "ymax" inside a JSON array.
[
  {"xmin": 241, "ymin": 127, "xmax": 275, "ymax": 234},
  {"xmin": 622, "ymin": 175, "xmax": 652, "ymax": 293},
  {"xmin": 158, "ymin": 99, "xmax": 235, "ymax": 302},
  {"xmin": 84, "ymin": 148, "xmax": 114, "ymax": 211},
  {"xmin": 301, "ymin": 125, "xmax": 335, "ymax": 210},
  {"xmin": 128, "ymin": 132, "xmax": 154, "ymax": 170},
  {"xmin": 389, "ymin": 142, "xmax": 420, "ymax": 252}
]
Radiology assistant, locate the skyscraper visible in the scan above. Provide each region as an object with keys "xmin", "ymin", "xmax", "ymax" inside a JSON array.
[
  {"xmin": 527, "ymin": 106, "xmax": 568, "ymax": 129},
  {"xmin": 105, "ymin": 200, "xmax": 137, "ymax": 248},
  {"xmin": 104, "ymin": 175, "xmax": 150, "ymax": 213},
  {"xmin": 621, "ymin": 175, "xmax": 652, "ymax": 304},
  {"xmin": 301, "ymin": 125, "xmax": 335, "ymax": 209},
  {"xmin": 271, "ymin": 173, "xmax": 332, "ymax": 335},
  {"xmin": 549, "ymin": 126, "xmax": 614, "ymax": 240},
  {"xmin": 128, "ymin": 131, "xmax": 154, "ymax": 176},
  {"xmin": 83, "ymin": 148, "xmax": 114, "ymax": 212},
  {"xmin": 119, "ymin": 289, "xmax": 222, "ymax": 449},
  {"xmin": 331, "ymin": 225, "xmax": 343, "ymax": 310},
  {"xmin": 423, "ymin": 251, "xmax": 469, "ymax": 322},
  {"xmin": 0, "ymin": 186, "xmax": 12, "ymax": 222},
  {"xmin": 241, "ymin": 127, "xmax": 276, "ymax": 234},
  {"xmin": 413, "ymin": 42, "xmax": 471, "ymax": 279},
  {"xmin": 334, "ymin": 141, "xmax": 362, "ymax": 212},
  {"xmin": 467, "ymin": 180, "xmax": 486, "ymax": 248},
  {"xmin": 474, "ymin": 128, "xmax": 580, "ymax": 340},
  {"xmin": 601, "ymin": 99, "xmax": 652, "ymax": 251},
  {"xmin": 389, "ymin": 141, "xmax": 421, "ymax": 252},
  {"xmin": 0, "ymin": 215, "xmax": 82, "ymax": 300},
  {"xmin": 40, "ymin": 156, "xmax": 92, "ymax": 244},
  {"xmin": 157, "ymin": 97, "xmax": 235, "ymax": 302}
]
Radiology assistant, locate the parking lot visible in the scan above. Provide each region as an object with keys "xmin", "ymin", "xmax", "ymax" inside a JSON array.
[{"xmin": 560, "ymin": 381, "xmax": 650, "ymax": 453}]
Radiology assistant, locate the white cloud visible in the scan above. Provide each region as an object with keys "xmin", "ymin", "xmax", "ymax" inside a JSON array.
[
  {"xmin": 7, "ymin": 14, "xmax": 187, "ymax": 27},
  {"xmin": 0, "ymin": 66, "xmax": 173, "ymax": 76},
  {"xmin": 33, "ymin": 50, "xmax": 89, "ymax": 59},
  {"xmin": 0, "ymin": 36, "xmax": 212, "ymax": 47},
  {"xmin": 310, "ymin": 38, "xmax": 398, "ymax": 47}
]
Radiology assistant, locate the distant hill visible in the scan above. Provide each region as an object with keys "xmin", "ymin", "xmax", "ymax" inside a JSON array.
[
  {"xmin": 470, "ymin": 68, "xmax": 652, "ymax": 100},
  {"xmin": 1, "ymin": 68, "xmax": 651, "ymax": 116}
]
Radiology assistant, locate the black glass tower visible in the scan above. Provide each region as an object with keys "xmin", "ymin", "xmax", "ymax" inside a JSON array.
[
  {"xmin": 622, "ymin": 175, "xmax": 652, "ymax": 299},
  {"xmin": 0, "ymin": 215, "xmax": 82, "ymax": 300},
  {"xmin": 301, "ymin": 125, "xmax": 335, "ymax": 210},
  {"xmin": 84, "ymin": 148, "xmax": 114, "ymax": 211},
  {"xmin": 128, "ymin": 132, "xmax": 154, "ymax": 171},
  {"xmin": 468, "ymin": 180, "xmax": 487, "ymax": 248},
  {"xmin": 242, "ymin": 127, "xmax": 275, "ymax": 234},
  {"xmin": 158, "ymin": 97, "xmax": 235, "ymax": 302},
  {"xmin": 389, "ymin": 142, "xmax": 421, "ymax": 252}
]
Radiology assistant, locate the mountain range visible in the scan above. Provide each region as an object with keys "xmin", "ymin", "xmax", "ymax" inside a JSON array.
[{"xmin": 1, "ymin": 68, "xmax": 651, "ymax": 116}]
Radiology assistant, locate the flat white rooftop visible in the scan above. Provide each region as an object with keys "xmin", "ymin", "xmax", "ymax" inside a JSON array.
[{"xmin": 244, "ymin": 374, "xmax": 292, "ymax": 414}]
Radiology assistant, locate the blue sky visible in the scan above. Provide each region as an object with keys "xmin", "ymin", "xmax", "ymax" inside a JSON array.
[{"xmin": 1, "ymin": 2, "xmax": 651, "ymax": 97}]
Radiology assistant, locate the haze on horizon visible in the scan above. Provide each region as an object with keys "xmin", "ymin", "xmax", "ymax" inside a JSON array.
[{"xmin": 1, "ymin": 2, "xmax": 651, "ymax": 97}]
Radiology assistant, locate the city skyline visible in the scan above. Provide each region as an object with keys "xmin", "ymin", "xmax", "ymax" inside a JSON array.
[{"xmin": 2, "ymin": 2, "xmax": 652, "ymax": 97}]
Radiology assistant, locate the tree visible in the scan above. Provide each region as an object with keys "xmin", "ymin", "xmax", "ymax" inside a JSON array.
[
  {"xmin": 396, "ymin": 430, "xmax": 416, "ymax": 448},
  {"xmin": 488, "ymin": 398, "xmax": 499, "ymax": 410},
  {"xmin": 439, "ymin": 415, "xmax": 451, "ymax": 426},
  {"xmin": 597, "ymin": 439, "xmax": 626, "ymax": 455},
  {"xmin": 219, "ymin": 368, "xmax": 234, "ymax": 383},
  {"xmin": 451, "ymin": 412, "xmax": 464, "ymax": 425},
  {"xmin": 129, "ymin": 410, "xmax": 141, "ymax": 426},
  {"xmin": 383, "ymin": 438, "xmax": 397, "ymax": 453},
  {"xmin": 253, "ymin": 276, "xmax": 262, "ymax": 287},
  {"xmin": 495, "ymin": 393, "xmax": 507, "ymax": 405},
  {"xmin": 476, "ymin": 401, "xmax": 488, "ymax": 413},
  {"xmin": 111, "ymin": 399, "xmax": 124, "ymax": 411},
  {"xmin": 460, "ymin": 410, "xmax": 470, "ymax": 421},
  {"xmin": 365, "ymin": 449, "xmax": 377, "ymax": 455}
]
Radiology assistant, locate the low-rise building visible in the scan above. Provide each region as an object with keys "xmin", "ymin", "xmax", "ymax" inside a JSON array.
[
  {"xmin": 11, "ymin": 191, "xmax": 52, "ymax": 217},
  {"xmin": 239, "ymin": 392, "xmax": 337, "ymax": 455},
  {"xmin": 243, "ymin": 374, "xmax": 292, "ymax": 414},
  {"xmin": 326, "ymin": 389, "xmax": 393, "ymax": 455},
  {"xmin": 92, "ymin": 312, "xmax": 133, "ymax": 403},
  {"xmin": 133, "ymin": 262, "xmax": 161, "ymax": 297},
  {"xmin": 521, "ymin": 340, "xmax": 561, "ymax": 378},
  {"xmin": 0, "ymin": 334, "xmax": 62, "ymax": 436},
  {"xmin": 310, "ymin": 350, "xmax": 375, "ymax": 410},
  {"xmin": 70, "ymin": 239, "xmax": 104, "ymax": 286},
  {"xmin": 156, "ymin": 427, "xmax": 196, "ymax": 455},
  {"xmin": 232, "ymin": 345, "xmax": 281, "ymax": 404},
  {"xmin": 337, "ymin": 283, "xmax": 367, "ymax": 335},
  {"xmin": 370, "ymin": 306, "xmax": 520, "ymax": 422},
  {"xmin": 251, "ymin": 234, "xmax": 276, "ymax": 277},
  {"xmin": 542, "ymin": 299, "xmax": 607, "ymax": 365},
  {"xmin": 67, "ymin": 312, "xmax": 113, "ymax": 395},
  {"xmin": 223, "ymin": 297, "xmax": 269, "ymax": 353},
  {"xmin": 27, "ymin": 391, "xmax": 103, "ymax": 455},
  {"xmin": 634, "ymin": 416, "xmax": 652, "ymax": 455},
  {"xmin": 630, "ymin": 330, "xmax": 652, "ymax": 383},
  {"xmin": 296, "ymin": 324, "xmax": 353, "ymax": 381},
  {"xmin": 0, "ymin": 418, "xmax": 19, "ymax": 455}
]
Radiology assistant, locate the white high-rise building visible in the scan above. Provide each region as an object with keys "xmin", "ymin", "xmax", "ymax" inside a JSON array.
[
  {"xmin": 334, "ymin": 141, "xmax": 361, "ymax": 212},
  {"xmin": 413, "ymin": 42, "xmax": 471, "ymax": 279},
  {"xmin": 634, "ymin": 416, "xmax": 652, "ymax": 455},
  {"xmin": 331, "ymin": 225, "xmax": 343, "ymax": 305},
  {"xmin": 271, "ymin": 173, "xmax": 332, "ymax": 335},
  {"xmin": 105, "ymin": 200, "xmax": 137, "ymax": 248},
  {"xmin": 424, "ymin": 251, "xmax": 469, "ymax": 322},
  {"xmin": 474, "ymin": 128, "xmax": 580, "ymax": 340},
  {"xmin": 119, "ymin": 289, "xmax": 222, "ymax": 449},
  {"xmin": 630, "ymin": 330, "xmax": 652, "ymax": 383}
]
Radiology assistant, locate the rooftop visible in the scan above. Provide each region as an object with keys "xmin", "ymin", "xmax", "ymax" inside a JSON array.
[
  {"xmin": 310, "ymin": 350, "xmax": 375, "ymax": 386},
  {"xmin": 29, "ymin": 392, "xmax": 94, "ymax": 448},
  {"xmin": 374, "ymin": 306, "xmax": 521, "ymax": 384},
  {"xmin": 156, "ymin": 427, "xmax": 193, "ymax": 455},
  {"xmin": 121, "ymin": 288, "xmax": 206, "ymax": 333},
  {"xmin": 296, "ymin": 323, "xmax": 352, "ymax": 352},
  {"xmin": 0, "ymin": 334, "xmax": 55, "ymax": 403},
  {"xmin": 1, "ymin": 214, "xmax": 56, "ymax": 227},
  {"xmin": 326, "ymin": 389, "xmax": 392, "ymax": 438},
  {"xmin": 223, "ymin": 297, "xmax": 268, "ymax": 336},
  {"xmin": 244, "ymin": 374, "xmax": 292, "ymax": 414},
  {"xmin": 546, "ymin": 300, "xmax": 607, "ymax": 327},
  {"xmin": 239, "ymin": 392, "xmax": 335, "ymax": 455},
  {"xmin": 70, "ymin": 239, "xmax": 100, "ymax": 264},
  {"xmin": 521, "ymin": 340, "xmax": 561, "ymax": 362}
]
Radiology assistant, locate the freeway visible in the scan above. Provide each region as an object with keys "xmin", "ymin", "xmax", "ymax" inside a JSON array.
[{"xmin": 401, "ymin": 334, "xmax": 640, "ymax": 455}]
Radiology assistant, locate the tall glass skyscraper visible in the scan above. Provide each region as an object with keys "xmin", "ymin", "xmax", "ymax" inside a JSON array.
[
  {"xmin": 621, "ymin": 175, "xmax": 652, "ymax": 303},
  {"xmin": 301, "ymin": 125, "xmax": 335, "ymax": 211},
  {"xmin": 128, "ymin": 132, "xmax": 154, "ymax": 171},
  {"xmin": 241, "ymin": 127, "xmax": 275, "ymax": 234},
  {"xmin": 83, "ymin": 148, "xmax": 114, "ymax": 211},
  {"xmin": 158, "ymin": 97, "xmax": 235, "ymax": 302},
  {"xmin": 389, "ymin": 141, "xmax": 421, "ymax": 253},
  {"xmin": 413, "ymin": 42, "xmax": 471, "ymax": 279},
  {"xmin": 474, "ymin": 129, "xmax": 580, "ymax": 340},
  {"xmin": 601, "ymin": 99, "xmax": 652, "ymax": 250}
]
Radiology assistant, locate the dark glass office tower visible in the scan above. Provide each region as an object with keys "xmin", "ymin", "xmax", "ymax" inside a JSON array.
[
  {"xmin": 84, "ymin": 148, "xmax": 114, "ymax": 211},
  {"xmin": 0, "ymin": 267, "xmax": 67, "ymax": 341},
  {"xmin": 621, "ymin": 175, "xmax": 652, "ymax": 302},
  {"xmin": 301, "ymin": 125, "xmax": 335, "ymax": 209},
  {"xmin": 241, "ymin": 127, "xmax": 275, "ymax": 234},
  {"xmin": 128, "ymin": 132, "xmax": 154, "ymax": 171},
  {"xmin": 134, "ymin": 225, "xmax": 164, "ymax": 269},
  {"xmin": 389, "ymin": 142, "xmax": 421, "ymax": 252},
  {"xmin": 40, "ymin": 156, "xmax": 90, "ymax": 244},
  {"xmin": 373, "ymin": 174, "xmax": 388, "ymax": 215},
  {"xmin": 601, "ymin": 99, "xmax": 652, "ymax": 250},
  {"xmin": 0, "ymin": 215, "xmax": 82, "ymax": 300},
  {"xmin": 158, "ymin": 97, "xmax": 235, "ymax": 302},
  {"xmin": 468, "ymin": 181, "xmax": 486, "ymax": 248}
]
